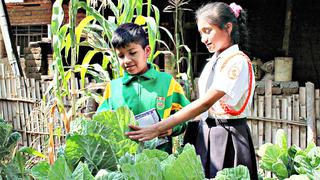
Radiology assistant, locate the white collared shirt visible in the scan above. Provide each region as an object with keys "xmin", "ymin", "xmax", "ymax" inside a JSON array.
[{"xmin": 198, "ymin": 45, "xmax": 255, "ymax": 120}]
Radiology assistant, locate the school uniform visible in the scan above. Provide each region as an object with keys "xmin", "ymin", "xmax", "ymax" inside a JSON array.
[
  {"xmin": 97, "ymin": 64, "xmax": 190, "ymax": 154},
  {"xmin": 196, "ymin": 45, "xmax": 258, "ymax": 179}
]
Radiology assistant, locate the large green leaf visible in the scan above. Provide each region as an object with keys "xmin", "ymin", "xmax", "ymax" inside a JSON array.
[
  {"xmin": 162, "ymin": 144, "xmax": 205, "ymax": 180},
  {"xmin": 0, "ymin": 121, "xmax": 12, "ymax": 147},
  {"xmin": 146, "ymin": 17, "xmax": 158, "ymax": 62},
  {"xmin": 70, "ymin": 118, "xmax": 113, "ymax": 139},
  {"xmin": 31, "ymin": 161, "xmax": 50, "ymax": 180},
  {"xmin": 136, "ymin": 149, "xmax": 169, "ymax": 162},
  {"xmin": 77, "ymin": 2, "xmax": 117, "ymax": 41},
  {"xmin": 65, "ymin": 134, "xmax": 118, "ymax": 172},
  {"xmin": 307, "ymin": 146, "xmax": 320, "ymax": 168},
  {"xmin": 95, "ymin": 169, "xmax": 127, "ymax": 180},
  {"xmin": 121, "ymin": 158, "xmax": 162, "ymax": 180},
  {"xmin": 114, "ymin": 139, "xmax": 139, "ymax": 158},
  {"xmin": 160, "ymin": 154, "xmax": 176, "ymax": 170},
  {"xmin": 285, "ymin": 174, "xmax": 309, "ymax": 180},
  {"xmin": 1, "ymin": 152, "xmax": 28, "ymax": 180},
  {"xmin": 258, "ymin": 143, "xmax": 281, "ymax": 170},
  {"xmin": 276, "ymin": 129, "xmax": 288, "ymax": 151},
  {"xmin": 215, "ymin": 165, "xmax": 250, "ymax": 180},
  {"xmin": 92, "ymin": 106, "xmax": 138, "ymax": 142},
  {"xmin": 51, "ymin": 0, "xmax": 64, "ymax": 34},
  {"xmin": 135, "ymin": 0, "xmax": 143, "ymax": 15},
  {"xmin": 48, "ymin": 157, "xmax": 72, "ymax": 180},
  {"xmin": 80, "ymin": 50, "xmax": 100, "ymax": 88},
  {"xmin": 19, "ymin": 147, "xmax": 46, "ymax": 158},
  {"xmin": 272, "ymin": 160, "xmax": 289, "ymax": 179},
  {"xmin": 72, "ymin": 162, "xmax": 95, "ymax": 180},
  {"xmin": 107, "ymin": 0, "xmax": 119, "ymax": 18},
  {"xmin": 0, "ymin": 122, "xmax": 20, "ymax": 159}
]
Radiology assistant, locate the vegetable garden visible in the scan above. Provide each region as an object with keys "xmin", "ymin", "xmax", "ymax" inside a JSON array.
[{"xmin": 1, "ymin": 0, "xmax": 320, "ymax": 179}]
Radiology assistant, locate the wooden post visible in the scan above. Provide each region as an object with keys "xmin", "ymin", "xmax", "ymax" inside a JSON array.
[{"xmin": 306, "ymin": 82, "xmax": 316, "ymax": 144}]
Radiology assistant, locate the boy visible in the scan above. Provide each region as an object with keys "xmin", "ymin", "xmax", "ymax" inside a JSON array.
[{"xmin": 97, "ymin": 23, "xmax": 190, "ymax": 154}]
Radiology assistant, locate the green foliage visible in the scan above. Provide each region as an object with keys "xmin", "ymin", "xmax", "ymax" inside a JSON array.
[
  {"xmin": 31, "ymin": 157, "xmax": 94, "ymax": 180},
  {"xmin": 121, "ymin": 158, "xmax": 163, "ymax": 180},
  {"xmin": 65, "ymin": 134, "xmax": 118, "ymax": 173},
  {"xmin": 31, "ymin": 161, "xmax": 50, "ymax": 180},
  {"xmin": 0, "ymin": 119, "xmax": 21, "ymax": 159},
  {"xmin": 65, "ymin": 106, "xmax": 141, "ymax": 174},
  {"xmin": 161, "ymin": 144, "xmax": 205, "ymax": 180},
  {"xmin": 163, "ymin": 0, "xmax": 194, "ymax": 100},
  {"xmin": 31, "ymin": 107, "xmax": 205, "ymax": 179},
  {"xmin": 49, "ymin": 0, "xmax": 173, "ymax": 129},
  {"xmin": 214, "ymin": 165, "xmax": 250, "ymax": 180},
  {"xmin": 258, "ymin": 129, "xmax": 320, "ymax": 179},
  {"xmin": 95, "ymin": 169, "xmax": 127, "ymax": 180},
  {"xmin": 0, "ymin": 119, "xmax": 26, "ymax": 179},
  {"xmin": 258, "ymin": 129, "xmax": 295, "ymax": 179},
  {"xmin": 112, "ymin": 144, "xmax": 205, "ymax": 180}
]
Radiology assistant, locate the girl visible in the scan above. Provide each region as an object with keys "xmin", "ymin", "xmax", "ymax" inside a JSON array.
[{"xmin": 126, "ymin": 2, "xmax": 258, "ymax": 179}]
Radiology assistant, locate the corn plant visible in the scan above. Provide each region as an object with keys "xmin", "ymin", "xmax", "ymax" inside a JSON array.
[
  {"xmin": 49, "ymin": 0, "xmax": 179, "ymax": 164},
  {"xmin": 164, "ymin": 0, "xmax": 194, "ymax": 99}
]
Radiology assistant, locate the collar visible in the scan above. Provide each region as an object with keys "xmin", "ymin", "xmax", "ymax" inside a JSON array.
[
  {"xmin": 122, "ymin": 63, "xmax": 158, "ymax": 85},
  {"xmin": 206, "ymin": 44, "xmax": 240, "ymax": 62}
]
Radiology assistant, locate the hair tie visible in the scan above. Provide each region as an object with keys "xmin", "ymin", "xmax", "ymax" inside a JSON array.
[{"xmin": 229, "ymin": 2, "xmax": 242, "ymax": 18}]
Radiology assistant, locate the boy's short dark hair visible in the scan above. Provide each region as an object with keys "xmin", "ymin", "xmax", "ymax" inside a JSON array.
[{"xmin": 111, "ymin": 23, "xmax": 148, "ymax": 49}]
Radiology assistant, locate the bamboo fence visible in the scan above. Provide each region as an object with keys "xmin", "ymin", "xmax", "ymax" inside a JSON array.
[{"xmin": 248, "ymin": 80, "xmax": 319, "ymax": 150}]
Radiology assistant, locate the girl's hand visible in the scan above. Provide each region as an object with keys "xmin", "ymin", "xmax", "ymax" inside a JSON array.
[
  {"xmin": 126, "ymin": 124, "xmax": 161, "ymax": 141},
  {"xmin": 159, "ymin": 129, "xmax": 172, "ymax": 138}
]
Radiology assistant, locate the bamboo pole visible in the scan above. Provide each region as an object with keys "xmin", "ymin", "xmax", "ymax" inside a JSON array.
[
  {"xmin": 287, "ymin": 96, "xmax": 292, "ymax": 146},
  {"xmin": 265, "ymin": 80, "xmax": 272, "ymax": 143},
  {"xmin": 300, "ymin": 87, "xmax": 306, "ymax": 120},
  {"xmin": 287, "ymin": 96, "xmax": 292, "ymax": 121},
  {"xmin": 272, "ymin": 96, "xmax": 277, "ymax": 144},
  {"xmin": 292, "ymin": 94, "xmax": 300, "ymax": 146},
  {"xmin": 17, "ymin": 77, "xmax": 27, "ymax": 145},
  {"xmin": 316, "ymin": 89, "xmax": 320, "ymax": 144},
  {"xmin": 253, "ymin": 92, "xmax": 258, "ymax": 117},
  {"xmin": 35, "ymin": 80, "xmax": 41, "ymax": 148},
  {"xmin": 0, "ymin": 71, "xmax": 8, "ymax": 121},
  {"xmin": 306, "ymin": 82, "xmax": 316, "ymax": 144},
  {"xmin": 281, "ymin": 97, "xmax": 288, "ymax": 120},
  {"xmin": 293, "ymin": 94, "xmax": 299, "ymax": 121},
  {"xmin": 6, "ymin": 75, "xmax": 12, "ymax": 124},
  {"xmin": 258, "ymin": 95, "xmax": 264, "ymax": 146},
  {"xmin": 21, "ymin": 77, "xmax": 31, "ymax": 146}
]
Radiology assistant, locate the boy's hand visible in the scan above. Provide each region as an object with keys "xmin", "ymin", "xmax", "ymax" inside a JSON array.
[{"xmin": 159, "ymin": 129, "xmax": 172, "ymax": 138}]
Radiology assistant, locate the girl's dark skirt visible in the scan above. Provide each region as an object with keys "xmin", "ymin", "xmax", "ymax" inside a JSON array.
[{"xmin": 193, "ymin": 118, "xmax": 258, "ymax": 180}]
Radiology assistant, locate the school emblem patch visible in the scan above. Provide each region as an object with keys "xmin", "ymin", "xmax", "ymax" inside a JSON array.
[
  {"xmin": 228, "ymin": 65, "xmax": 240, "ymax": 80},
  {"xmin": 156, "ymin": 97, "xmax": 165, "ymax": 110}
]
